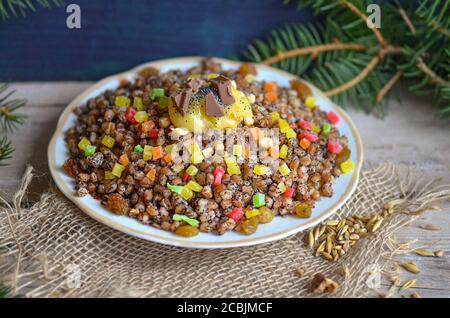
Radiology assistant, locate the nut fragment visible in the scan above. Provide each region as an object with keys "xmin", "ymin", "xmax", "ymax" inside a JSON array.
[{"xmin": 309, "ymin": 273, "xmax": 339, "ymax": 294}]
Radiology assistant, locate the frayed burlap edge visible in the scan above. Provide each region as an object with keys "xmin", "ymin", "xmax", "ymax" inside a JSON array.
[{"xmin": 1, "ymin": 163, "xmax": 449, "ymax": 298}]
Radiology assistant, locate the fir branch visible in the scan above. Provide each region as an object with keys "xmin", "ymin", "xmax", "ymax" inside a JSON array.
[
  {"xmin": 0, "ymin": 84, "xmax": 26, "ymax": 166},
  {"xmin": 262, "ymin": 42, "xmax": 367, "ymax": 65},
  {"xmin": 0, "ymin": 136, "xmax": 13, "ymax": 166},
  {"xmin": 242, "ymin": 0, "xmax": 450, "ymax": 117},
  {"xmin": 0, "ymin": 83, "xmax": 26, "ymax": 132},
  {"xmin": 0, "ymin": 0, "xmax": 64, "ymax": 21}
]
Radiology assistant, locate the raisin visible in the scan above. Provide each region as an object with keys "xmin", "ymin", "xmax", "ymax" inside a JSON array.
[
  {"xmin": 258, "ymin": 207, "xmax": 274, "ymax": 224},
  {"xmin": 294, "ymin": 203, "xmax": 312, "ymax": 218},
  {"xmin": 106, "ymin": 193, "xmax": 129, "ymax": 215},
  {"xmin": 175, "ymin": 225, "xmax": 199, "ymax": 237},
  {"xmin": 238, "ymin": 217, "xmax": 258, "ymax": 235}
]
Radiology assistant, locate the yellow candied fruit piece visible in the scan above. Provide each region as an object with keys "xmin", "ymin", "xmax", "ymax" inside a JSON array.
[
  {"xmin": 269, "ymin": 111, "xmax": 280, "ymax": 123},
  {"xmin": 245, "ymin": 209, "xmax": 260, "ymax": 219},
  {"xmin": 227, "ymin": 164, "xmax": 241, "ymax": 176},
  {"xmin": 115, "ymin": 96, "xmax": 130, "ymax": 108},
  {"xmin": 180, "ymin": 186, "xmax": 194, "ymax": 200},
  {"xmin": 253, "ymin": 164, "xmax": 271, "ymax": 176},
  {"xmin": 187, "ymin": 74, "xmax": 201, "ymax": 80},
  {"xmin": 133, "ymin": 97, "xmax": 143, "ymax": 110},
  {"xmin": 112, "ymin": 162, "xmax": 125, "ymax": 178},
  {"xmin": 224, "ymin": 155, "xmax": 237, "ymax": 166},
  {"xmin": 186, "ymin": 180, "xmax": 202, "ymax": 192},
  {"xmin": 134, "ymin": 111, "xmax": 148, "ymax": 123},
  {"xmin": 311, "ymin": 123, "xmax": 321, "ymax": 134},
  {"xmin": 143, "ymin": 145, "xmax": 153, "ymax": 161},
  {"xmin": 186, "ymin": 165, "xmax": 198, "ymax": 176},
  {"xmin": 279, "ymin": 144, "xmax": 288, "ymax": 159},
  {"xmin": 285, "ymin": 128, "xmax": 297, "ymax": 139},
  {"xmin": 340, "ymin": 160, "xmax": 354, "ymax": 174},
  {"xmin": 277, "ymin": 182, "xmax": 286, "ymax": 193},
  {"xmin": 278, "ymin": 119, "xmax": 290, "ymax": 133},
  {"xmin": 233, "ymin": 145, "xmax": 243, "ymax": 156},
  {"xmin": 101, "ymin": 135, "xmax": 115, "ymax": 149},
  {"xmin": 278, "ymin": 163, "xmax": 291, "ymax": 176},
  {"xmin": 191, "ymin": 144, "xmax": 204, "ymax": 164},
  {"xmin": 207, "ymin": 73, "xmax": 219, "ymax": 80},
  {"xmin": 78, "ymin": 137, "xmax": 91, "ymax": 151},
  {"xmin": 304, "ymin": 96, "xmax": 316, "ymax": 108}
]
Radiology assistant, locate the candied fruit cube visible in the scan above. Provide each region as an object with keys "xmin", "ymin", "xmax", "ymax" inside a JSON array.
[
  {"xmin": 134, "ymin": 145, "xmax": 144, "ymax": 153},
  {"xmin": 277, "ymin": 182, "xmax": 286, "ymax": 193},
  {"xmin": 278, "ymin": 163, "xmax": 291, "ymax": 176},
  {"xmin": 150, "ymin": 88, "xmax": 165, "ymax": 100},
  {"xmin": 105, "ymin": 171, "xmax": 115, "ymax": 180},
  {"xmin": 269, "ymin": 111, "xmax": 280, "ymax": 123},
  {"xmin": 245, "ymin": 209, "xmax": 260, "ymax": 219},
  {"xmin": 227, "ymin": 208, "xmax": 244, "ymax": 222},
  {"xmin": 84, "ymin": 145, "xmax": 96, "ymax": 157},
  {"xmin": 279, "ymin": 144, "xmax": 288, "ymax": 159},
  {"xmin": 186, "ymin": 165, "xmax": 198, "ymax": 176},
  {"xmin": 180, "ymin": 186, "xmax": 194, "ymax": 200},
  {"xmin": 78, "ymin": 137, "xmax": 91, "ymax": 151},
  {"xmin": 327, "ymin": 111, "xmax": 340, "ymax": 125},
  {"xmin": 133, "ymin": 97, "xmax": 143, "ymax": 110},
  {"xmin": 299, "ymin": 138, "xmax": 310, "ymax": 150},
  {"xmin": 143, "ymin": 145, "xmax": 153, "ymax": 161},
  {"xmin": 227, "ymin": 164, "xmax": 241, "ymax": 176},
  {"xmin": 322, "ymin": 123, "xmax": 332, "ymax": 135},
  {"xmin": 186, "ymin": 180, "xmax": 202, "ymax": 192},
  {"xmin": 327, "ymin": 140, "xmax": 342, "ymax": 154},
  {"xmin": 101, "ymin": 135, "xmax": 115, "ymax": 149},
  {"xmin": 134, "ymin": 111, "xmax": 148, "ymax": 123},
  {"xmin": 252, "ymin": 193, "xmax": 265, "ymax": 208},
  {"xmin": 112, "ymin": 162, "xmax": 125, "ymax": 178},
  {"xmin": 115, "ymin": 96, "xmax": 130, "ymax": 108},
  {"xmin": 253, "ymin": 165, "xmax": 270, "ymax": 176},
  {"xmin": 340, "ymin": 160, "xmax": 355, "ymax": 174}
]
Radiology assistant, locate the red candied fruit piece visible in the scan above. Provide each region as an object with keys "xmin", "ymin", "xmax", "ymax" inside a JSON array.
[
  {"xmin": 283, "ymin": 188, "xmax": 295, "ymax": 199},
  {"xmin": 181, "ymin": 172, "xmax": 190, "ymax": 183},
  {"xmin": 227, "ymin": 207, "xmax": 244, "ymax": 222},
  {"xmin": 148, "ymin": 129, "xmax": 159, "ymax": 138},
  {"xmin": 298, "ymin": 131, "xmax": 318, "ymax": 142},
  {"xmin": 125, "ymin": 107, "xmax": 138, "ymax": 125},
  {"xmin": 289, "ymin": 123, "xmax": 297, "ymax": 129},
  {"xmin": 327, "ymin": 140, "xmax": 342, "ymax": 154},
  {"xmin": 327, "ymin": 111, "xmax": 340, "ymax": 125},
  {"xmin": 299, "ymin": 120, "xmax": 312, "ymax": 130},
  {"xmin": 213, "ymin": 166, "xmax": 225, "ymax": 186}
]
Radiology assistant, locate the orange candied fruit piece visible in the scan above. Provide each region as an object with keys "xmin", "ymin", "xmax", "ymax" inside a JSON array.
[
  {"xmin": 263, "ymin": 82, "xmax": 278, "ymax": 93},
  {"xmin": 299, "ymin": 138, "xmax": 311, "ymax": 150},
  {"xmin": 118, "ymin": 153, "xmax": 130, "ymax": 166},
  {"xmin": 152, "ymin": 146, "xmax": 164, "ymax": 160},
  {"xmin": 290, "ymin": 79, "xmax": 312, "ymax": 101},
  {"xmin": 162, "ymin": 153, "xmax": 172, "ymax": 164},
  {"xmin": 146, "ymin": 168, "xmax": 156, "ymax": 182},
  {"xmin": 239, "ymin": 63, "xmax": 257, "ymax": 76},
  {"xmin": 264, "ymin": 91, "xmax": 278, "ymax": 103}
]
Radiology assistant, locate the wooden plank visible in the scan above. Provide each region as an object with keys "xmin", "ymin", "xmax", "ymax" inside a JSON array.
[{"xmin": 1, "ymin": 83, "xmax": 449, "ymax": 297}]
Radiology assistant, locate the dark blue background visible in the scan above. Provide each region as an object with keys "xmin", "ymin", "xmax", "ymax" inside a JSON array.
[{"xmin": 0, "ymin": 0, "xmax": 312, "ymax": 81}]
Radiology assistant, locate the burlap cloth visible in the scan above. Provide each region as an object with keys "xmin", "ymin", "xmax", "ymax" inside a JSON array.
[{"xmin": 1, "ymin": 163, "xmax": 449, "ymax": 298}]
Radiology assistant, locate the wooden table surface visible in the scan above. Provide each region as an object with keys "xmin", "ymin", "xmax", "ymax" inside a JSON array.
[{"xmin": 1, "ymin": 83, "xmax": 449, "ymax": 298}]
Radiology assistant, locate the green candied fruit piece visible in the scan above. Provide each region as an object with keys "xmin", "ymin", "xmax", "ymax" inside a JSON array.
[
  {"xmin": 157, "ymin": 96, "xmax": 169, "ymax": 110},
  {"xmin": 150, "ymin": 88, "xmax": 165, "ymax": 100},
  {"xmin": 84, "ymin": 145, "xmax": 96, "ymax": 157},
  {"xmin": 167, "ymin": 183, "xmax": 183, "ymax": 194},
  {"xmin": 172, "ymin": 214, "xmax": 199, "ymax": 227},
  {"xmin": 322, "ymin": 123, "xmax": 332, "ymax": 136},
  {"xmin": 252, "ymin": 193, "xmax": 266, "ymax": 208},
  {"xmin": 134, "ymin": 111, "xmax": 148, "ymax": 123},
  {"xmin": 133, "ymin": 144, "xmax": 144, "ymax": 153}
]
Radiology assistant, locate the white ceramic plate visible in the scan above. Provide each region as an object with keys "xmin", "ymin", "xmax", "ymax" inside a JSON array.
[{"xmin": 48, "ymin": 57, "xmax": 363, "ymax": 249}]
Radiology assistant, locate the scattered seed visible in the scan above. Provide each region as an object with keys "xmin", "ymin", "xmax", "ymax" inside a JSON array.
[
  {"xmin": 401, "ymin": 279, "xmax": 417, "ymax": 291},
  {"xmin": 384, "ymin": 201, "xmax": 394, "ymax": 210},
  {"xmin": 307, "ymin": 230, "xmax": 314, "ymax": 249},
  {"xmin": 414, "ymin": 248, "xmax": 435, "ymax": 257},
  {"xmin": 340, "ymin": 265, "xmax": 350, "ymax": 278},
  {"xmin": 295, "ymin": 267, "xmax": 305, "ymax": 277},
  {"xmin": 418, "ymin": 224, "xmax": 441, "ymax": 231},
  {"xmin": 401, "ymin": 262, "xmax": 420, "ymax": 274},
  {"xmin": 321, "ymin": 251, "xmax": 333, "ymax": 261},
  {"xmin": 410, "ymin": 292, "xmax": 421, "ymax": 298},
  {"xmin": 434, "ymin": 250, "xmax": 444, "ymax": 258},
  {"xmin": 371, "ymin": 218, "xmax": 384, "ymax": 232}
]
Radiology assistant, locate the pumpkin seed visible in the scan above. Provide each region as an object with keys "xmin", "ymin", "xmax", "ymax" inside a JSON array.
[
  {"xmin": 418, "ymin": 224, "xmax": 441, "ymax": 231},
  {"xmin": 401, "ymin": 262, "xmax": 420, "ymax": 274},
  {"xmin": 414, "ymin": 249, "xmax": 435, "ymax": 257},
  {"xmin": 401, "ymin": 279, "xmax": 417, "ymax": 291}
]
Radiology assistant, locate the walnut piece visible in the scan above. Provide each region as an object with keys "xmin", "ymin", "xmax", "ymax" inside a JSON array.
[{"xmin": 309, "ymin": 273, "xmax": 339, "ymax": 294}]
